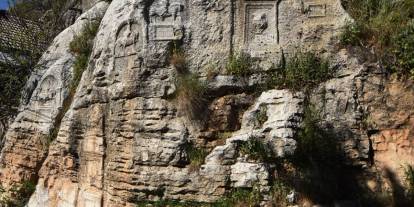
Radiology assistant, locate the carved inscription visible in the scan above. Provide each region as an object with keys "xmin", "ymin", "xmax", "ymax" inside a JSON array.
[
  {"xmin": 149, "ymin": 0, "xmax": 184, "ymax": 41},
  {"xmin": 306, "ymin": 3, "xmax": 326, "ymax": 17},
  {"xmin": 155, "ymin": 26, "xmax": 174, "ymax": 40}
]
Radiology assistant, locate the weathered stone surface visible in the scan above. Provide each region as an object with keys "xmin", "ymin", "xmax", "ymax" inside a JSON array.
[
  {"xmin": 207, "ymin": 93, "xmax": 254, "ymax": 132},
  {"xmin": 230, "ymin": 161, "xmax": 269, "ymax": 188},
  {"xmin": 6, "ymin": 0, "xmax": 413, "ymax": 206},
  {"xmin": 82, "ymin": 0, "xmax": 101, "ymax": 11},
  {"xmin": 311, "ymin": 49, "xmax": 370, "ymax": 166},
  {"xmin": 0, "ymin": 0, "xmax": 109, "ymax": 197},
  {"xmin": 359, "ymin": 75, "xmax": 414, "ymax": 181},
  {"xmin": 312, "ymin": 48, "xmax": 414, "ymax": 186}
]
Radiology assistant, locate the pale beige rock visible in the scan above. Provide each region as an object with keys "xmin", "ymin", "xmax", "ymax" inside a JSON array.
[
  {"xmin": 0, "ymin": 1, "xmax": 109, "ymax": 196},
  {"xmin": 5, "ymin": 0, "xmax": 412, "ymax": 206}
]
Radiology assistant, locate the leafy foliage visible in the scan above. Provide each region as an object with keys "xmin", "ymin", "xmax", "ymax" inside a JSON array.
[
  {"xmin": 293, "ymin": 105, "xmax": 340, "ymax": 169},
  {"xmin": 0, "ymin": 49, "xmax": 35, "ymax": 120},
  {"xmin": 268, "ymin": 181, "xmax": 291, "ymax": 207},
  {"xmin": 393, "ymin": 20, "xmax": 414, "ymax": 76},
  {"xmin": 69, "ymin": 20, "xmax": 100, "ymax": 90},
  {"xmin": 8, "ymin": 0, "xmax": 73, "ymax": 44},
  {"xmin": 137, "ymin": 200, "xmax": 208, "ymax": 207},
  {"xmin": 239, "ymin": 137, "xmax": 274, "ymax": 162},
  {"xmin": 341, "ymin": 0, "xmax": 414, "ymax": 77},
  {"xmin": 0, "ymin": 0, "xmax": 74, "ymax": 125},
  {"xmin": 226, "ymin": 53, "xmax": 253, "ymax": 77},
  {"xmin": 136, "ymin": 188, "xmax": 261, "ymax": 207},
  {"xmin": 254, "ymin": 105, "xmax": 268, "ymax": 128},
  {"xmin": 0, "ymin": 180, "xmax": 36, "ymax": 207},
  {"xmin": 267, "ymin": 52, "xmax": 332, "ymax": 91},
  {"xmin": 213, "ymin": 187, "xmax": 261, "ymax": 207}
]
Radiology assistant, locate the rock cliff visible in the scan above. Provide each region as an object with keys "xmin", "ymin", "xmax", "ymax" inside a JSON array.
[{"xmin": 0, "ymin": 0, "xmax": 413, "ymax": 206}]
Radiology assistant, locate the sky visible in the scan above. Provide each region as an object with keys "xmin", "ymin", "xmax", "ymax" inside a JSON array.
[{"xmin": 0, "ymin": 0, "xmax": 9, "ymax": 10}]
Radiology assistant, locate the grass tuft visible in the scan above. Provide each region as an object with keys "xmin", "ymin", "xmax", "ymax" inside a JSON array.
[
  {"xmin": 226, "ymin": 53, "xmax": 253, "ymax": 77},
  {"xmin": 170, "ymin": 47, "xmax": 187, "ymax": 74},
  {"xmin": 266, "ymin": 52, "xmax": 332, "ymax": 91},
  {"xmin": 174, "ymin": 74, "xmax": 208, "ymax": 120},
  {"xmin": 185, "ymin": 143, "xmax": 209, "ymax": 172},
  {"xmin": 239, "ymin": 137, "xmax": 273, "ymax": 162}
]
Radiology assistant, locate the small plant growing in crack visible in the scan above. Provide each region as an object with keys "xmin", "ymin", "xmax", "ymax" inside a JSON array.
[
  {"xmin": 254, "ymin": 105, "xmax": 268, "ymax": 128},
  {"xmin": 185, "ymin": 143, "xmax": 209, "ymax": 172}
]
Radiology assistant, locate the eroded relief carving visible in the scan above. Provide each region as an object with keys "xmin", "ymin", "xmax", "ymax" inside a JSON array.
[
  {"xmin": 252, "ymin": 13, "xmax": 268, "ymax": 34},
  {"xmin": 304, "ymin": 3, "xmax": 326, "ymax": 17},
  {"xmin": 149, "ymin": 0, "xmax": 184, "ymax": 41},
  {"xmin": 25, "ymin": 75, "xmax": 61, "ymax": 124},
  {"xmin": 113, "ymin": 21, "xmax": 143, "ymax": 73},
  {"xmin": 115, "ymin": 21, "xmax": 142, "ymax": 58},
  {"xmin": 37, "ymin": 76, "xmax": 58, "ymax": 103},
  {"xmin": 201, "ymin": 0, "xmax": 224, "ymax": 11},
  {"xmin": 243, "ymin": 0, "xmax": 278, "ymax": 57}
]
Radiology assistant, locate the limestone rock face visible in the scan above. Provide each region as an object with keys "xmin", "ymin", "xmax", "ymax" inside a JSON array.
[
  {"xmin": 4, "ymin": 0, "xmax": 413, "ymax": 206},
  {"xmin": 82, "ymin": 0, "xmax": 101, "ymax": 11},
  {"xmin": 0, "ymin": 0, "xmax": 109, "ymax": 198}
]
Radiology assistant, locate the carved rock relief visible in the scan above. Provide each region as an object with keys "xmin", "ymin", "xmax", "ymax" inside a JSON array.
[
  {"xmin": 26, "ymin": 75, "xmax": 61, "ymax": 124},
  {"xmin": 115, "ymin": 21, "xmax": 142, "ymax": 58},
  {"xmin": 35, "ymin": 75, "xmax": 59, "ymax": 105},
  {"xmin": 201, "ymin": 0, "xmax": 224, "ymax": 11},
  {"xmin": 302, "ymin": 0, "xmax": 327, "ymax": 18},
  {"xmin": 149, "ymin": 0, "xmax": 185, "ymax": 41},
  {"xmin": 235, "ymin": 0, "xmax": 334, "ymax": 61},
  {"xmin": 237, "ymin": 0, "xmax": 280, "ymax": 60}
]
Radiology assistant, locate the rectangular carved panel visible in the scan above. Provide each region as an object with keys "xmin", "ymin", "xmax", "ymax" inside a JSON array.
[
  {"xmin": 305, "ymin": 3, "xmax": 327, "ymax": 18},
  {"xmin": 241, "ymin": 0, "xmax": 278, "ymax": 58},
  {"xmin": 154, "ymin": 25, "xmax": 176, "ymax": 41}
]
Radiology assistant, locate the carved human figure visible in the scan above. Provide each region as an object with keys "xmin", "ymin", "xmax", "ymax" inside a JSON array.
[
  {"xmin": 115, "ymin": 21, "xmax": 140, "ymax": 58},
  {"xmin": 37, "ymin": 76, "xmax": 57, "ymax": 103}
]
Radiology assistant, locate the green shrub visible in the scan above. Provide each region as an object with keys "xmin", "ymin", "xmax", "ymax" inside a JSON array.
[
  {"xmin": 136, "ymin": 188, "xmax": 261, "ymax": 207},
  {"xmin": 393, "ymin": 20, "xmax": 414, "ymax": 76},
  {"xmin": 269, "ymin": 181, "xmax": 291, "ymax": 206},
  {"xmin": 0, "ymin": 180, "xmax": 37, "ymax": 207},
  {"xmin": 293, "ymin": 105, "xmax": 339, "ymax": 167},
  {"xmin": 69, "ymin": 20, "xmax": 100, "ymax": 90},
  {"xmin": 239, "ymin": 137, "xmax": 273, "ymax": 162},
  {"xmin": 226, "ymin": 53, "xmax": 253, "ymax": 77},
  {"xmin": 341, "ymin": 0, "xmax": 414, "ymax": 77},
  {"xmin": 404, "ymin": 164, "xmax": 414, "ymax": 199},
  {"xmin": 137, "ymin": 200, "xmax": 207, "ymax": 207},
  {"xmin": 0, "ymin": 54, "xmax": 33, "ymax": 121},
  {"xmin": 254, "ymin": 105, "xmax": 268, "ymax": 128},
  {"xmin": 185, "ymin": 143, "xmax": 209, "ymax": 172},
  {"xmin": 340, "ymin": 21, "xmax": 365, "ymax": 46},
  {"xmin": 213, "ymin": 187, "xmax": 261, "ymax": 207},
  {"xmin": 174, "ymin": 74, "xmax": 208, "ymax": 120},
  {"xmin": 268, "ymin": 52, "xmax": 332, "ymax": 91}
]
